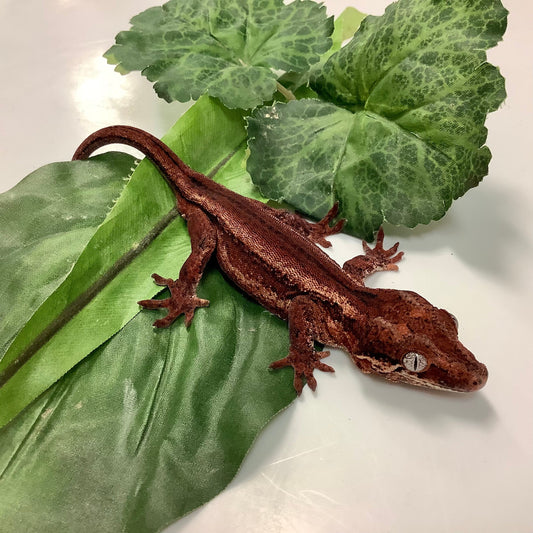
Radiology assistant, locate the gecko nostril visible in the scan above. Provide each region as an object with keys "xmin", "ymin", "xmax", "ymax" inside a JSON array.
[{"xmin": 471, "ymin": 363, "xmax": 488, "ymax": 390}]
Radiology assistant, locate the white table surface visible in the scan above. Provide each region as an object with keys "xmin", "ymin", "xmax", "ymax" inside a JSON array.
[{"xmin": 1, "ymin": 1, "xmax": 532, "ymax": 532}]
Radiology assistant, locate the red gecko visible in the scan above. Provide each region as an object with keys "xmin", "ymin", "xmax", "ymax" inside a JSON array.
[{"xmin": 73, "ymin": 126, "xmax": 488, "ymax": 394}]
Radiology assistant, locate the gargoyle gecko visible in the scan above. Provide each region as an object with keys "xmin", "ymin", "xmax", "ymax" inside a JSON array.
[{"xmin": 73, "ymin": 126, "xmax": 488, "ymax": 393}]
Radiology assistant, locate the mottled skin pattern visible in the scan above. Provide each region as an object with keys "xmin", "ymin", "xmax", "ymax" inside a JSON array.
[{"xmin": 73, "ymin": 126, "xmax": 488, "ymax": 394}]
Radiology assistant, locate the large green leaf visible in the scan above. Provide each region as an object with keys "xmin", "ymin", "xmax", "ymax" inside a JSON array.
[
  {"xmin": 0, "ymin": 153, "xmax": 133, "ymax": 360},
  {"xmin": 104, "ymin": 0, "xmax": 333, "ymax": 109},
  {"xmin": 247, "ymin": 0, "xmax": 507, "ymax": 240},
  {"xmin": 0, "ymin": 96, "xmax": 264, "ymax": 428},
  {"xmin": 0, "ymin": 269, "xmax": 295, "ymax": 533}
]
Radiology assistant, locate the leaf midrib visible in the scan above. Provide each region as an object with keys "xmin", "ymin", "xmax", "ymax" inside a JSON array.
[{"xmin": 0, "ymin": 207, "xmax": 180, "ymax": 389}]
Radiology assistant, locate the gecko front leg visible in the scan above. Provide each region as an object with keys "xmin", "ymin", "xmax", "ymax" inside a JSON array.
[
  {"xmin": 343, "ymin": 228, "xmax": 404, "ymax": 286},
  {"xmin": 138, "ymin": 198, "xmax": 216, "ymax": 327},
  {"xmin": 270, "ymin": 295, "xmax": 335, "ymax": 394}
]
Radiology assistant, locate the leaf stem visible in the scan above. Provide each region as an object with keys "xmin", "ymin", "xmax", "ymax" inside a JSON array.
[{"xmin": 276, "ymin": 81, "xmax": 296, "ymax": 102}]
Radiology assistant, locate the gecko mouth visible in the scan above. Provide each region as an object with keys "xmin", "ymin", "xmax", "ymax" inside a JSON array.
[{"xmin": 351, "ymin": 352, "xmax": 402, "ymax": 375}]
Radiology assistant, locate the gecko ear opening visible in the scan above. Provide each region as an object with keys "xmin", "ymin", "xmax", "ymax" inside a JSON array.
[{"xmin": 402, "ymin": 352, "xmax": 428, "ymax": 372}]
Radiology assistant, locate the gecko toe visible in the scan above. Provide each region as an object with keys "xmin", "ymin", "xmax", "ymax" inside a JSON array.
[
  {"xmin": 306, "ymin": 374, "xmax": 317, "ymax": 391},
  {"xmin": 151, "ymin": 273, "xmax": 174, "ymax": 286},
  {"xmin": 138, "ymin": 298, "xmax": 170, "ymax": 309},
  {"xmin": 293, "ymin": 374, "xmax": 304, "ymax": 396},
  {"xmin": 153, "ymin": 314, "xmax": 176, "ymax": 328},
  {"xmin": 317, "ymin": 362, "xmax": 335, "ymax": 373},
  {"xmin": 269, "ymin": 356, "xmax": 289, "ymax": 369}
]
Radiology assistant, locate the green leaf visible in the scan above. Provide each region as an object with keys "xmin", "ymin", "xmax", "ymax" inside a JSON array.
[
  {"xmin": 0, "ymin": 96, "xmax": 264, "ymax": 428},
  {"xmin": 0, "ymin": 152, "xmax": 132, "ymax": 368},
  {"xmin": 278, "ymin": 6, "xmax": 367, "ymax": 96},
  {"xmin": 0, "ymin": 269, "xmax": 295, "ymax": 533},
  {"xmin": 104, "ymin": 0, "xmax": 333, "ymax": 109},
  {"xmin": 321, "ymin": 6, "xmax": 366, "ymax": 62},
  {"xmin": 247, "ymin": 0, "xmax": 507, "ymax": 240}
]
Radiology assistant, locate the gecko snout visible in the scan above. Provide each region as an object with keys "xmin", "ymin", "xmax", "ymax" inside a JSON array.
[{"xmin": 468, "ymin": 361, "xmax": 488, "ymax": 391}]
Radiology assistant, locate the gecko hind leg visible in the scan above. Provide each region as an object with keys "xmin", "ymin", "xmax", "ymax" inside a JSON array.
[{"xmin": 270, "ymin": 202, "xmax": 346, "ymax": 248}]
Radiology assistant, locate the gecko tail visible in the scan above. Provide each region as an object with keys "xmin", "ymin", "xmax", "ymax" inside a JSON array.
[{"xmin": 72, "ymin": 125, "xmax": 190, "ymax": 190}]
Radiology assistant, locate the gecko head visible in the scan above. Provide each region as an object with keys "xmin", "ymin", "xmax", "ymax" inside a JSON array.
[{"xmin": 351, "ymin": 290, "xmax": 488, "ymax": 392}]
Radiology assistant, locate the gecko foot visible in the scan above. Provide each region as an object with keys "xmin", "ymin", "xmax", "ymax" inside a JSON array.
[
  {"xmin": 138, "ymin": 273, "xmax": 209, "ymax": 328},
  {"xmin": 310, "ymin": 203, "xmax": 346, "ymax": 248},
  {"xmin": 361, "ymin": 227, "xmax": 403, "ymax": 268},
  {"xmin": 270, "ymin": 348, "xmax": 334, "ymax": 395},
  {"xmin": 343, "ymin": 227, "xmax": 403, "ymax": 282}
]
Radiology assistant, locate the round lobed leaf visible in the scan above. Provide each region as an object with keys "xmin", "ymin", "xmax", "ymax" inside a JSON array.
[
  {"xmin": 105, "ymin": 0, "xmax": 334, "ymax": 109},
  {"xmin": 247, "ymin": 0, "xmax": 508, "ymax": 239}
]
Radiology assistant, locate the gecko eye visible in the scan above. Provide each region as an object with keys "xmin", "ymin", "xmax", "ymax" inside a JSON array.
[{"xmin": 402, "ymin": 352, "xmax": 428, "ymax": 372}]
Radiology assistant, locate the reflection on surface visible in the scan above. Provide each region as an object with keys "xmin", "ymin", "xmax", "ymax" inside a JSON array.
[{"xmin": 71, "ymin": 55, "xmax": 133, "ymax": 127}]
